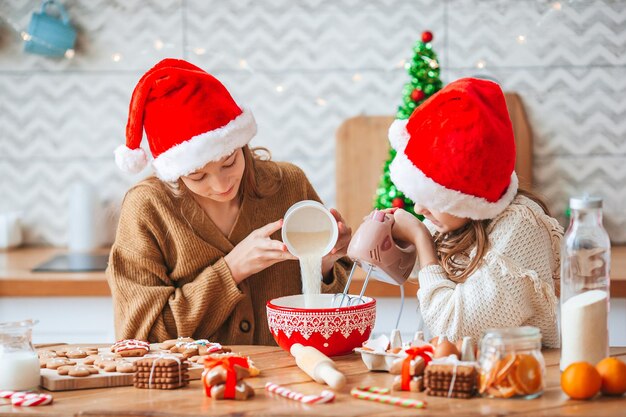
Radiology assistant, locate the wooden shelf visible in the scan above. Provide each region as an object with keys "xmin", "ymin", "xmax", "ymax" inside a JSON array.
[{"xmin": 2, "ymin": 246, "xmax": 626, "ymax": 297}]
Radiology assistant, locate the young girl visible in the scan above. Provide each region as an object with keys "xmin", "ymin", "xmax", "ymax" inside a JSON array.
[
  {"xmin": 386, "ymin": 78, "xmax": 562, "ymax": 347},
  {"xmin": 107, "ymin": 58, "xmax": 351, "ymax": 344}
]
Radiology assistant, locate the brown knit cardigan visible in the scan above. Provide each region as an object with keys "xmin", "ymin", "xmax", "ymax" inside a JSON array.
[{"xmin": 106, "ymin": 161, "xmax": 350, "ymax": 344}]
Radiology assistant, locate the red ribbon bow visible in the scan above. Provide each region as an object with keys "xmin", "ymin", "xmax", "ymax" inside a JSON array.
[
  {"xmin": 401, "ymin": 345, "xmax": 434, "ymax": 391},
  {"xmin": 202, "ymin": 356, "xmax": 250, "ymax": 399}
]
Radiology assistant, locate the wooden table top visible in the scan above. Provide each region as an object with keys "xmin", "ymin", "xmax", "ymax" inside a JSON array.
[
  {"xmin": 1, "ymin": 345, "xmax": 625, "ymax": 416},
  {"xmin": 3, "ymin": 246, "xmax": 626, "ymax": 298}
]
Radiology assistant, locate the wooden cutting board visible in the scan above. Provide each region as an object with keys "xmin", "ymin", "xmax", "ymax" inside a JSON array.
[{"xmin": 39, "ymin": 345, "xmax": 204, "ymax": 391}]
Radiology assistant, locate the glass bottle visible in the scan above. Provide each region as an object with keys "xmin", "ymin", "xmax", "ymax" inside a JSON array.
[
  {"xmin": 560, "ymin": 196, "xmax": 610, "ymax": 371},
  {"xmin": 478, "ymin": 327, "xmax": 545, "ymax": 399},
  {"xmin": 0, "ymin": 319, "xmax": 40, "ymax": 390}
]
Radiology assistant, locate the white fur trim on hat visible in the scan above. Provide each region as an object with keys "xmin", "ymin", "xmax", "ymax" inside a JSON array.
[
  {"xmin": 388, "ymin": 119, "xmax": 410, "ymax": 152},
  {"xmin": 389, "ymin": 150, "xmax": 519, "ymax": 220},
  {"xmin": 152, "ymin": 108, "xmax": 256, "ymax": 182},
  {"xmin": 115, "ymin": 145, "xmax": 148, "ymax": 174}
]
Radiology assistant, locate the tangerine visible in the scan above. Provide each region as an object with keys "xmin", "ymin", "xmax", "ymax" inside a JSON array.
[
  {"xmin": 596, "ymin": 357, "xmax": 626, "ymax": 396},
  {"xmin": 561, "ymin": 362, "xmax": 601, "ymax": 400}
]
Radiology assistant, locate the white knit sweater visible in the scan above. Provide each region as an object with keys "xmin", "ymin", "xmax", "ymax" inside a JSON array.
[{"xmin": 417, "ymin": 195, "xmax": 563, "ymax": 348}]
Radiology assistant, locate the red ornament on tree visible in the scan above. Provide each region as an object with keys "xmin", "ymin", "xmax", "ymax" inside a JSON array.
[
  {"xmin": 410, "ymin": 88, "xmax": 425, "ymax": 102},
  {"xmin": 421, "ymin": 31, "xmax": 433, "ymax": 43},
  {"xmin": 392, "ymin": 198, "xmax": 405, "ymax": 208}
]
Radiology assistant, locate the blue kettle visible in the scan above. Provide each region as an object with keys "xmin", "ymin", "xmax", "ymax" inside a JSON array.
[{"xmin": 23, "ymin": 0, "xmax": 76, "ymax": 58}]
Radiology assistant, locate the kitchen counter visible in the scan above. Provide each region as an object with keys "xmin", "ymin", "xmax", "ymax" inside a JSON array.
[
  {"xmin": 1, "ymin": 345, "xmax": 625, "ymax": 416},
  {"xmin": 2, "ymin": 246, "xmax": 626, "ymax": 297},
  {"xmin": 0, "ymin": 247, "xmax": 110, "ymax": 296}
]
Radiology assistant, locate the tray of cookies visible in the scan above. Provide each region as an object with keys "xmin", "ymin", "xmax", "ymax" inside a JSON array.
[{"xmin": 38, "ymin": 337, "xmax": 231, "ymax": 391}]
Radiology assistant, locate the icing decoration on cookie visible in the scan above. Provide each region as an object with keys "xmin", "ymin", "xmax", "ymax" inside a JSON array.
[{"xmin": 111, "ymin": 339, "xmax": 150, "ymax": 354}]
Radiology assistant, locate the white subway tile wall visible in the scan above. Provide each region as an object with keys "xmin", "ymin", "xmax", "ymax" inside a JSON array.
[{"xmin": 0, "ymin": 0, "xmax": 625, "ymax": 244}]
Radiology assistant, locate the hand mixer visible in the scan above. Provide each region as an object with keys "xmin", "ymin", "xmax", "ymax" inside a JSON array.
[{"xmin": 335, "ymin": 210, "xmax": 417, "ymax": 311}]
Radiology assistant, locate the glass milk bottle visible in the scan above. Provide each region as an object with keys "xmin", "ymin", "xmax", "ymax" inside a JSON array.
[
  {"xmin": 0, "ymin": 320, "xmax": 41, "ymax": 391},
  {"xmin": 560, "ymin": 196, "xmax": 610, "ymax": 370}
]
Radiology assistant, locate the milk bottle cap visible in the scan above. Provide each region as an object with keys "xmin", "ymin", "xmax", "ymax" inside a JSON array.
[{"xmin": 570, "ymin": 196, "xmax": 602, "ymax": 210}]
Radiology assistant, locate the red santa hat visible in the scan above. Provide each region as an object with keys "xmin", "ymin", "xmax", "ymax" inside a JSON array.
[
  {"xmin": 115, "ymin": 58, "xmax": 256, "ymax": 182},
  {"xmin": 388, "ymin": 77, "xmax": 518, "ymax": 220}
]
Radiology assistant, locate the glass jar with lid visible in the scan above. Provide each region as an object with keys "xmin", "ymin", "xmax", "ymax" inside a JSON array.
[{"xmin": 478, "ymin": 326, "xmax": 545, "ymax": 399}]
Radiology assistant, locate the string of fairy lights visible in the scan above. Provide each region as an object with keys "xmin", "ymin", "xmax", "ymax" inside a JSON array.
[{"xmin": 1, "ymin": 0, "xmax": 568, "ymax": 106}]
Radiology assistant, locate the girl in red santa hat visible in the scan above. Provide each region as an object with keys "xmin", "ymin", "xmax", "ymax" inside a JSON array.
[
  {"xmin": 107, "ymin": 59, "xmax": 351, "ymax": 344},
  {"xmin": 387, "ymin": 78, "xmax": 562, "ymax": 347}
]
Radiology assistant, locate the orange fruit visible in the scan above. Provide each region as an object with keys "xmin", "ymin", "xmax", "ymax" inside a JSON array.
[
  {"xmin": 494, "ymin": 354, "xmax": 517, "ymax": 385},
  {"xmin": 596, "ymin": 357, "xmax": 626, "ymax": 396},
  {"xmin": 512, "ymin": 354, "xmax": 543, "ymax": 394},
  {"xmin": 507, "ymin": 373, "xmax": 526, "ymax": 395},
  {"xmin": 479, "ymin": 371, "xmax": 489, "ymax": 394},
  {"xmin": 561, "ymin": 362, "xmax": 602, "ymax": 400}
]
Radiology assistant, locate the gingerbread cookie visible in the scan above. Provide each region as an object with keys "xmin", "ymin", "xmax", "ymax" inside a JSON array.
[
  {"xmin": 424, "ymin": 363, "xmax": 477, "ymax": 399},
  {"xmin": 38, "ymin": 351, "xmax": 58, "ymax": 368},
  {"xmin": 54, "ymin": 349, "xmax": 67, "ymax": 358},
  {"xmin": 135, "ymin": 357, "xmax": 188, "ymax": 368},
  {"xmin": 133, "ymin": 357, "xmax": 189, "ymax": 390},
  {"xmin": 66, "ymin": 348, "xmax": 97, "ymax": 359},
  {"xmin": 210, "ymin": 381, "xmax": 255, "ymax": 400},
  {"xmin": 83, "ymin": 353, "xmax": 116, "ymax": 367},
  {"xmin": 38, "ymin": 350, "xmax": 57, "ymax": 359},
  {"xmin": 57, "ymin": 364, "xmax": 99, "ymax": 377},
  {"xmin": 160, "ymin": 337, "xmax": 194, "ymax": 351},
  {"xmin": 97, "ymin": 359, "xmax": 137, "ymax": 373},
  {"xmin": 188, "ymin": 355, "xmax": 204, "ymax": 364},
  {"xmin": 45, "ymin": 357, "xmax": 77, "ymax": 369},
  {"xmin": 98, "ymin": 360, "xmax": 119, "ymax": 372},
  {"xmin": 116, "ymin": 362, "xmax": 137, "ymax": 373},
  {"xmin": 389, "ymin": 355, "xmax": 426, "ymax": 376},
  {"xmin": 206, "ymin": 352, "xmax": 260, "ymax": 377},
  {"xmin": 55, "ymin": 346, "xmax": 98, "ymax": 358},
  {"xmin": 203, "ymin": 364, "xmax": 251, "ymax": 386},
  {"xmin": 169, "ymin": 339, "xmax": 230, "ymax": 358},
  {"xmin": 111, "ymin": 339, "xmax": 150, "ymax": 357},
  {"xmin": 392, "ymin": 375, "xmax": 424, "ymax": 392}
]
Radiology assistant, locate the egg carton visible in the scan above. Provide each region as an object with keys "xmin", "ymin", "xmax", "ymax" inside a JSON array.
[{"xmin": 354, "ymin": 347, "xmax": 406, "ymax": 371}]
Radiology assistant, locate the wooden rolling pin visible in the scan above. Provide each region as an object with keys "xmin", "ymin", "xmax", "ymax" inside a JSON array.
[{"xmin": 290, "ymin": 344, "xmax": 346, "ymax": 390}]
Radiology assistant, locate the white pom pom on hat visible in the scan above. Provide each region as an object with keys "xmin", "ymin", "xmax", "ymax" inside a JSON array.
[{"xmin": 114, "ymin": 145, "xmax": 148, "ymax": 174}]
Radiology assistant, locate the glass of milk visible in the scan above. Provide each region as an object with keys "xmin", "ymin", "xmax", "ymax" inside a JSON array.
[
  {"xmin": 282, "ymin": 201, "xmax": 338, "ymax": 308},
  {"xmin": 0, "ymin": 319, "xmax": 41, "ymax": 391}
]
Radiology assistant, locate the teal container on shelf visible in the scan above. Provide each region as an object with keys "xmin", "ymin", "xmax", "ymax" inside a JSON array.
[{"xmin": 23, "ymin": 0, "xmax": 76, "ymax": 57}]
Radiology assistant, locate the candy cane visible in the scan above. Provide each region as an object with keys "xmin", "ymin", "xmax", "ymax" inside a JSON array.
[
  {"xmin": 355, "ymin": 386, "xmax": 390, "ymax": 394},
  {"xmin": 265, "ymin": 382, "xmax": 335, "ymax": 404},
  {"xmin": 0, "ymin": 391, "xmax": 53, "ymax": 407},
  {"xmin": 350, "ymin": 386, "xmax": 426, "ymax": 409},
  {"xmin": 0, "ymin": 390, "xmax": 17, "ymax": 399}
]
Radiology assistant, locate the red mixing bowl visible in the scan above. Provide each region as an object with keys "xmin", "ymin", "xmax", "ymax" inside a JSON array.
[{"xmin": 266, "ymin": 294, "xmax": 376, "ymax": 357}]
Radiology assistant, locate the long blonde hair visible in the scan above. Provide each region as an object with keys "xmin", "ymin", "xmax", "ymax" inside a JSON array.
[
  {"xmin": 140, "ymin": 145, "xmax": 283, "ymax": 200},
  {"xmin": 434, "ymin": 188, "xmax": 549, "ymax": 283}
]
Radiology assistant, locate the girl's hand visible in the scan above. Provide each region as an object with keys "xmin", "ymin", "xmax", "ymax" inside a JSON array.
[
  {"xmin": 321, "ymin": 208, "xmax": 352, "ymax": 277},
  {"xmin": 225, "ymin": 219, "xmax": 297, "ymax": 284},
  {"xmin": 391, "ymin": 209, "xmax": 438, "ymax": 268},
  {"xmin": 389, "ymin": 208, "xmax": 424, "ymax": 244}
]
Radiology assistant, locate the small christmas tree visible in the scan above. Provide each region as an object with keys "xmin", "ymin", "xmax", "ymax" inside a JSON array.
[{"xmin": 374, "ymin": 31, "xmax": 443, "ymax": 216}]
